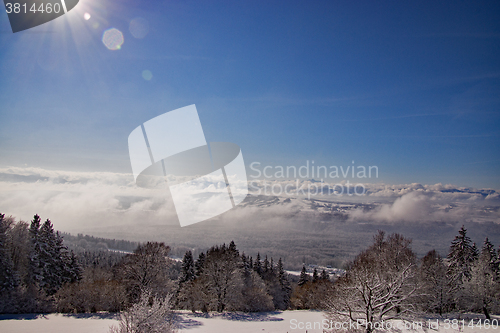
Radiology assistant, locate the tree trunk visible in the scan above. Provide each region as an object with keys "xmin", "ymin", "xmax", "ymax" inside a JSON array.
[{"xmin": 483, "ymin": 306, "xmax": 491, "ymax": 320}]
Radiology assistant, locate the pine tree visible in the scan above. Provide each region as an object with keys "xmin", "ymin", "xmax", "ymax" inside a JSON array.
[
  {"xmin": 481, "ymin": 238, "xmax": 497, "ymax": 273},
  {"xmin": 179, "ymin": 251, "xmax": 195, "ymax": 284},
  {"xmin": 464, "ymin": 239, "xmax": 500, "ymax": 320},
  {"xmin": 298, "ymin": 265, "xmax": 308, "ymax": 286},
  {"xmin": 447, "ymin": 225, "xmax": 477, "ymax": 285},
  {"xmin": 277, "ymin": 258, "xmax": 291, "ymax": 308},
  {"xmin": 28, "ymin": 214, "xmax": 42, "ymax": 287},
  {"xmin": 241, "ymin": 253, "xmax": 248, "ymax": 271},
  {"xmin": 263, "ymin": 255, "xmax": 269, "ymax": 273},
  {"xmin": 0, "ymin": 214, "xmax": 17, "ymax": 292},
  {"xmin": 228, "ymin": 240, "xmax": 239, "ymax": 257},
  {"xmin": 255, "ymin": 253, "xmax": 262, "ymax": 276},
  {"xmin": 312, "ymin": 268, "xmax": 319, "ymax": 283},
  {"xmin": 38, "ymin": 219, "xmax": 62, "ymax": 295},
  {"xmin": 195, "ymin": 252, "xmax": 205, "ymax": 276},
  {"xmin": 447, "ymin": 226, "xmax": 479, "ymax": 311},
  {"xmin": 419, "ymin": 249, "xmax": 449, "ymax": 315}
]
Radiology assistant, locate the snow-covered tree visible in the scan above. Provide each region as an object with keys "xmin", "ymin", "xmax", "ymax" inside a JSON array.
[
  {"xmin": 35, "ymin": 219, "xmax": 80, "ymax": 295},
  {"xmin": 117, "ymin": 242, "xmax": 173, "ymax": 303},
  {"xmin": 447, "ymin": 225, "xmax": 478, "ymax": 285},
  {"xmin": 254, "ymin": 253, "xmax": 262, "ymax": 276},
  {"xmin": 446, "ymin": 225, "xmax": 478, "ymax": 309},
  {"xmin": 179, "ymin": 251, "xmax": 195, "ymax": 284},
  {"xmin": 312, "ymin": 268, "xmax": 318, "ymax": 283},
  {"xmin": 109, "ymin": 289, "xmax": 177, "ymax": 333},
  {"xmin": 418, "ymin": 249, "xmax": 449, "ymax": 315},
  {"xmin": 199, "ymin": 244, "xmax": 244, "ymax": 312},
  {"xmin": 277, "ymin": 258, "xmax": 291, "ymax": 309},
  {"xmin": 241, "ymin": 264, "xmax": 274, "ymax": 312},
  {"xmin": 480, "ymin": 238, "xmax": 498, "ymax": 273},
  {"xmin": 325, "ymin": 231, "xmax": 419, "ymax": 333},
  {"xmin": 0, "ymin": 214, "xmax": 17, "ymax": 292},
  {"xmin": 8, "ymin": 221, "xmax": 30, "ymax": 286},
  {"xmin": 194, "ymin": 252, "xmax": 205, "ymax": 276},
  {"xmin": 298, "ymin": 265, "xmax": 308, "ymax": 286},
  {"xmin": 463, "ymin": 239, "xmax": 500, "ymax": 319},
  {"xmin": 28, "ymin": 214, "xmax": 42, "ymax": 287}
]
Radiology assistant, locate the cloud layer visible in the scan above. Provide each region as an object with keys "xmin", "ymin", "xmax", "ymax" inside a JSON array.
[{"xmin": 0, "ymin": 167, "xmax": 498, "ymax": 233}]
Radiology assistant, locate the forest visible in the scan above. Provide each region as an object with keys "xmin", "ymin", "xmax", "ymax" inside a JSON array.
[{"xmin": 1, "ymin": 212, "xmax": 499, "ymax": 333}]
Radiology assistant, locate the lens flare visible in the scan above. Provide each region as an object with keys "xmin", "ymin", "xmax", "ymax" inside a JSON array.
[
  {"xmin": 84, "ymin": 13, "xmax": 91, "ymax": 20},
  {"xmin": 102, "ymin": 28, "xmax": 124, "ymax": 50},
  {"xmin": 142, "ymin": 70, "xmax": 153, "ymax": 80},
  {"xmin": 129, "ymin": 17, "xmax": 149, "ymax": 39}
]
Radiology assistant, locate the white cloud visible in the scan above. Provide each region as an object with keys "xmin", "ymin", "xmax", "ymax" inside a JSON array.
[{"xmin": 0, "ymin": 167, "xmax": 498, "ymax": 232}]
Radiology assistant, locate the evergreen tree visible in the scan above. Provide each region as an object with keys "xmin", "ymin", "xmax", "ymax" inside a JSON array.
[
  {"xmin": 0, "ymin": 214, "xmax": 17, "ymax": 292},
  {"xmin": 447, "ymin": 226, "xmax": 477, "ymax": 285},
  {"xmin": 464, "ymin": 240, "xmax": 500, "ymax": 320},
  {"xmin": 66, "ymin": 250, "xmax": 82, "ymax": 283},
  {"xmin": 255, "ymin": 253, "xmax": 262, "ymax": 276},
  {"xmin": 195, "ymin": 252, "xmax": 205, "ymax": 276},
  {"xmin": 312, "ymin": 268, "xmax": 319, "ymax": 283},
  {"xmin": 29, "ymin": 214, "xmax": 42, "ymax": 287},
  {"xmin": 418, "ymin": 249, "xmax": 449, "ymax": 315},
  {"xmin": 298, "ymin": 265, "xmax": 308, "ymax": 286},
  {"xmin": 481, "ymin": 238, "xmax": 498, "ymax": 273},
  {"xmin": 38, "ymin": 219, "xmax": 65, "ymax": 294},
  {"xmin": 228, "ymin": 240, "xmax": 239, "ymax": 257},
  {"xmin": 277, "ymin": 258, "xmax": 291, "ymax": 308},
  {"xmin": 263, "ymin": 255, "xmax": 269, "ymax": 273},
  {"xmin": 447, "ymin": 226, "xmax": 479, "ymax": 310},
  {"xmin": 320, "ymin": 269, "xmax": 329, "ymax": 281},
  {"xmin": 241, "ymin": 253, "xmax": 248, "ymax": 271},
  {"xmin": 179, "ymin": 251, "xmax": 195, "ymax": 284}
]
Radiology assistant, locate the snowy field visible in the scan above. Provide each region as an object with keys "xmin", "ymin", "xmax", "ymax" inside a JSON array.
[{"xmin": 1, "ymin": 311, "xmax": 499, "ymax": 333}]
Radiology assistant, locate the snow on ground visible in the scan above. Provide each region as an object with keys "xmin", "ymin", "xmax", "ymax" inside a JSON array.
[
  {"xmin": 1, "ymin": 311, "xmax": 499, "ymax": 333},
  {"xmin": 177, "ymin": 310, "xmax": 325, "ymax": 333},
  {"xmin": 0, "ymin": 313, "xmax": 119, "ymax": 333}
]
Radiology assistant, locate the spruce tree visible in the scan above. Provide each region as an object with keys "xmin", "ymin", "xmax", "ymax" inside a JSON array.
[
  {"xmin": 312, "ymin": 268, "xmax": 319, "ymax": 283},
  {"xmin": 0, "ymin": 214, "xmax": 17, "ymax": 292},
  {"xmin": 255, "ymin": 253, "xmax": 262, "ymax": 276},
  {"xmin": 28, "ymin": 214, "xmax": 42, "ymax": 287},
  {"xmin": 195, "ymin": 252, "xmax": 205, "ymax": 276},
  {"xmin": 179, "ymin": 250, "xmax": 195, "ymax": 284},
  {"xmin": 298, "ymin": 265, "xmax": 308, "ymax": 286},
  {"xmin": 277, "ymin": 258, "xmax": 291, "ymax": 309},
  {"xmin": 480, "ymin": 238, "xmax": 497, "ymax": 273},
  {"xmin": 447, "ymin": 225, "xmax": 478, "ymax": 285}
]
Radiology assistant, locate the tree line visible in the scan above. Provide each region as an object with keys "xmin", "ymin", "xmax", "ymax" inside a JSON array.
[
  {"xmin": 325, "ymin": 226, "xmax": 500, "ymax": 333},
  {"xmin": 0, "ymin": 214, "xmax": 81, "ymax": 313},
  {"xmin": 1, "ymin": 212, "xmax": 499, "ymax": 333}
]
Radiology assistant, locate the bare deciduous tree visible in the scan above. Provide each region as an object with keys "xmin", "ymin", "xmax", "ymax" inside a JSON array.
[
  {"xmin": 109, "ymin": 289, "xmax": 176, "ymax": 333},
  {"xmin": 325, "ymin": 231, "xmax": 419, "ymax": 333}
]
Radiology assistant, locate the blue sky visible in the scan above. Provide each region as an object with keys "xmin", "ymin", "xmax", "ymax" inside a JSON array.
[{"xmin": 1, "ymin": 0, "xmax": 499, "ymax": 188}]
